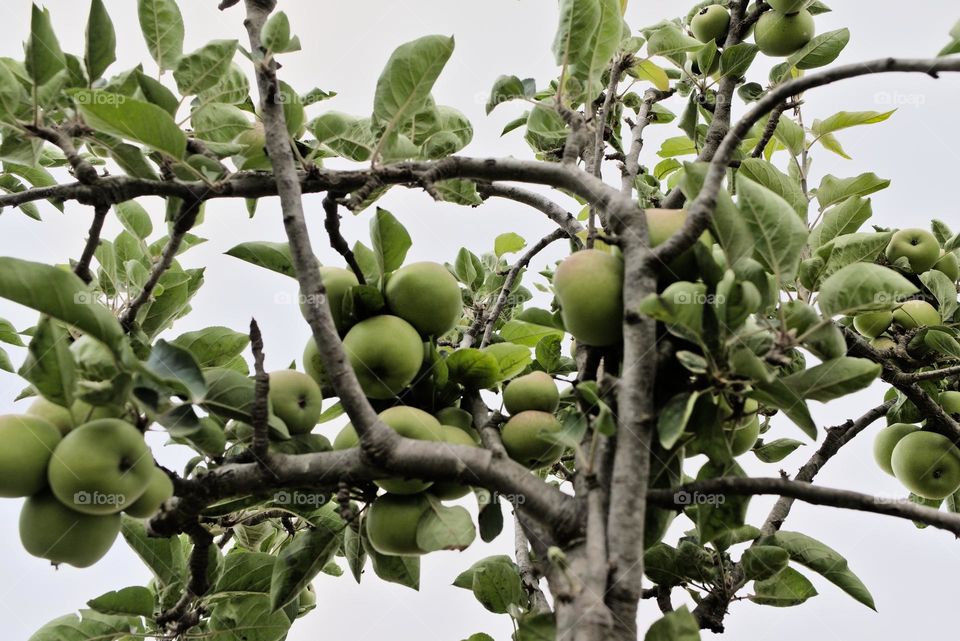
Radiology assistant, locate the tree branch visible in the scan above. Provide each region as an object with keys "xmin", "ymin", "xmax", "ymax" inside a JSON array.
[
  {"xmin": 322, "ymin": 194, "xmax": 366, "ymax": 284},
  {"xmin": 249, "ymin": 319, "xmax": 271, "ymax": 464},
  {"xmin": 621, "ymin": 88, "xmax": 674, "ymax": 196},
  {"xmin": 73, "ymin": 203, "xmax": 108, "ymax": 284},
  {"xmin": 24, "ymin": 124, "xmax": 100, "ymax": 186},
  {"xmin": 477, "ymin": 183, "xmax": 585, "ymax": 240}
]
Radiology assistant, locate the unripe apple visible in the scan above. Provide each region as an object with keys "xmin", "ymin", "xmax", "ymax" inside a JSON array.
[
  {"xmin": 885, "ymin": 228, "xmax": 941, "ymax": 274},
  {"xmin": 853, "ymin": 311, "xmax": 893, "ymax": 339},
  {"xmin": 940, "ymin": 391, "xmax": 960, "ymax": 416},
  {"xmin": 302, "ymin": 338, "xmax": 326, "ymax": 389},
  {"xmin": 19, "ymin": 491, "xmax": 121, "ymax": 567},
  {"xmin": 299, "ymin": 267, "xmax": 359, "ymax": 335},
  {"xmin": 384, "ymin": 262, "xmax": 463, "ymax": 338},
  {"xmin": 26, "ymin": 397, "xmax": 74, "ymax": 435},
  {"xmin": 47, "ymin": 419, "xmax": 154, "ymax": 515},
  {"xmin": 766, "ymin": 0, "xmax": 812, "ymax": 12},
  {"xmin": 343, "ymin": 315, "xmax": 424, "ymax": 399},
  {"xmin": 0, "ymin": 415, "xmax": 61, "ymax": 497},
  {"xmin": 690, "ymin": 5, "xmax": 730, "ymax": 44},
  {"xmin": 891, "ymin": 431, "xmax": 960, "ymax": 499},
  {"xmin": 755, "ymin": 10, "xmax": 815, "ymax": 57},
  {"xmin": 892, "ymin": 300, "xmax": 940, "ymax": 329},
  {"xmin": 268, "ymin": 370, "xmax": 323, "ymax": 435},
  {"xmin": 501, "ymin": 411, "xmax": 565, "ymax": 469},
  {"xmin": 870, "ymin": 336, "xmax": 897, "ymax": 351},
  {"xmin": 232, "ymin": 122, "xmax": 272, "ymax": 171},
  {"xmin": 431, "ymin": 425, "xmax": 479, "ymax": 500},
  {"xmin": 365, "ymin": 493, "xmax": 432, "ymax": 556},
  {"xmin": 934, "ymin": 251, "xmax": 960, "ymax": 282},
  {"xmin": 729, "ymin": 414, "xmax": 761, "ymax": 456},
  {"xmin": 554, "ymin": 250, "xmax": 623, "ymax": 347},
  {"xmin": 503, "ymin": 371, "xmax": 560, "ymax": 415},
  {"xmin": 646, "ymin": 208, "xmax": 712, "ymax": 281},
  {"xmin": 375, "ymin": 406, "xmax": 444, "ymax": 494},
  {"xmin": 434, "ymin": 406, "xmax": 473, "ymax": 431},
  {"xmin": 124, "ymin": 467, "xmax": 174, "ymax": 519},
  {"xmin": 873, "ymin": 423, "xmax": 920, "ymax": 475},
  {"xmin": 333, "ymin": 423, "xmax": 359, "ymax": 450}
]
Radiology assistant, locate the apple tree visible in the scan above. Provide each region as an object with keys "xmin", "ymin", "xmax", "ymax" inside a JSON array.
[{"xmin": 3, "ymin": 0, "xmax": 960, "ymax": 640}]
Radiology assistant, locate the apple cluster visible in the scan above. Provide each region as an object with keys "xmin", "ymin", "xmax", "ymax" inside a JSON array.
[{"xmin": 0, "ymin": 400, "xmax": 172, "ymax": 568}]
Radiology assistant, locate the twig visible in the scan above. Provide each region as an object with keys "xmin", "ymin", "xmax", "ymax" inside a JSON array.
[
  {"xmin": 25, "ymin": 124, "xmax": 99, "ymax": 185},
  {"xmin": 322, "ymin": 193, "xmax": 366, "ymax": 284},
  {"xmin": 73, "ymin": 203, "xmax": 109, "ymax": 284},
  {"xmin": 156, "ymin": 523, "xmax": 213, "ymax": 634},
  {"xmin": 621, "ymin": 89, "xmax": 674, "ymax": 196},
  {"xmin": 750, "ymin": 102, "xmax": 787, "ymax": 158},
  {"xmin": 515, "ymin": 514, "xmax": 551, "ymax": 614},
  {"xmin": 249, "ymin": 319, "xmax": 271, "ymax": 464},
  {"xmin": 478, "ymin": 183, "xmax": 585, "ymax": 241}
]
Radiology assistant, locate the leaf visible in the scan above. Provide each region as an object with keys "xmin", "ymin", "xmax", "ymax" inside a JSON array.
[
  {"xmin": 816, "ymin": 231, "xmax": 892, "ymax": 280},
  {"xmin": 270, "ymin": 524, "xmax": 341, "ymax": 611},
  {"xmin": 114, "ymin": 202, "xmax": 153, "ymax": 240},
  {"xmin": 680, "ymin": 162, "xmax": 752, "ymax": 268},
  {"xmin": 647, "ymin": 24, "xmax": 703, "ymax": 58},
  {"xmin": 500, "ymin": 319, "xmax": 564, "ymax": 347},
  {"xmin": 553, "ymin": 0, "xmax": 623, "ymax": 102},
  {"xmin": 482, "ymin": 343, "xmax": 532, "ymax": 381},
  {"xmin": 477, "ymin": 491, "xmax": 504, "ymax": 543},
  {"xmin": 752, "ymin": 567, "xmax": 818, "ymax": 606},
  {"xmin": 658, "ymin": 391, "xmax": 699, "ymax": 450},
  {"xmin": 787, "ymin": 28, "xmax": 849, "ymax": 70},
  {"xmin": 471, "ymin": 562, "xmax": 524, "ymax": 614},
  {"xmin": 262, "ymin": 12, "xmax": 301, "ymax": 54},
  {"xmin": 494, "ymin": 232, "xmax": 527, "ymax": 257},
  {"xmin": 447, "ymin": 348, "xmax": 501, "ymax": 389},
  {"xmin": 815, "ymin": 173, "xmax": 890, "ymax": 210},
  {"xmin": 87, "ymin": 586, "xmax": 155, "ymax": 617},
  {"xmin": 344, "ymin": 518, "xmax": 366, "ymax": 583},
  {"xmin": 754, "ymin": 438, "xmax": 804, "ymax": 463},
  {"xmin": 208, "ymin": 594, "xmax": 290, "ymax": 641},
  {"xmin": 174, "ymin": 40, "xmax": 238, "ymax": 96},
  {"xmin": 736, "ymin": 176, "xmax": 808, "ymax": 282},
  {"xmin": 813, "ymin": 110, "xmax": 896, "ymax": 138},
  {"xmin": 753, "ymin": 379, "xmax": 817, "ymax": 439},
  {"xmin": 809, "ymin": 196, "xmax": 872, "ymax": 249},
  {"xmin": 26, "ymin": 5, "xmax": 66, "ymax": 87},
  {"xmin": 70, "ymin": 90, "xmax": 186, "ymax": 159},
  {"xmin": 309, "ymin": 112, "xmax": 375, "ymax": 161},
  {"xmin": 0, "ymin": 258, "xmax": 124, "ymax": 349},
  {"xmin": 143, "ymin": 339, "xmax": 207, "ymax": 402},
  {"xmin": 201, "ymin": 367, "xmax": 287, "ymax": 438},
  {"xmin": 769, "ymin": 531, "xmax": 875, "ymax": 610},
  {"xmin": 643, "ymin": 606, "xmax": 700, "ymax": 641},
  {"xmin": 225, "ymin": 241, "xmax": 296, "ymax": 278},
  {"xmin": 695, "ymin": 461, "xmax": 750, "ymax": 544},
  {"xmin": 486, "ymin": 75, "xmax": 532, "ymax": 114},
  {"xmin": 28, "ymin": 612, "xmax": 137, "ymax": 641},
  {"xmin": 781, "ymin": 358, "xmax": 880, "ymax": 402},
  {"xmin": 817, "ymin": 263, "xmax": 918, "ymax": 316},
  {"xmin": 362, "ymin": 521, "xmax": 420, "ymax": 590},
  {"xmin": 372, "ymin": 35, "xmax": 455, "ymax": 146},
  {"xmin": 924, "ymin": 330, "xmax": 960, "ymax": 360},
  {"xmin": 120, "ymin": 515, "xmax": 185, "ymax": 586},
  {"xmin": 921, "ymin": 270, "xmax": 959, "ymax": 321},
  {"xmin": 416, "ymin": 497, "xmax": 477, "ymax": 553},
  {"xmin": 738, "ymin": 158, "xmax": 807, "ymax": 218},
  {"xmin": 19, "ymin": 317, "xmax": 75, "ymax": 408},
  {"xmin": 171, "ymin": 326, "xmax": 250, "ymax": 369},
  {"xmin": 720, "ymin": 43, "xmax": 759, "ymax": 78},
  {"xmin": 85, "ymin": 0, "xmax": 116, "ymax": 82},
  {"xmin": 370, "ymin": 208, "xmax": 412, "ymax": 275},
  {"xmin": 433, "ymin": 179, "xmax": 482, "ymax": 206},
  {"xmin": 453, "ymin": 556, "xmax": 518, "ymax": 590},
  {"xmin": 215, "ymin": 551, "xmax": 276, "ymax": 594},
  {"xmin": 630, "ymin": 58, "xmax": 669, "ymax": 91},
  {"xmin": 137, "ymin": 0, "xmax": 184, "ymax": 72}
]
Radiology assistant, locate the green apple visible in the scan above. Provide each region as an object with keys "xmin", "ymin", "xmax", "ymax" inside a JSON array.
[
  {"xmin": 729, "ymin": 414, "xmax": 761, "ymax": 456},
  {"xmin": 343, "ymin": 315, "xmax": 424, "ymax": 399},
  {"xmin": 891, "ymin": 431, "xmax": 960, "ymax": 499},
  {"xmin": 47, "ymin": 419, "xmax": 155, "ymax": 515},
  {"xmin": 19, "ymin": 491, "xmax": 121, "ymax": 568},
  {"xmin": 885, "ymin": 228, "xmax": 941, "ymax": 274},
  {"xmin": 934, "ymin": 251, "xmax": 960, "ymax": 281},
  {"xmin": 299, "ymin": 266, "xmax": 359, "ymax": 335},
  {"xmin": 431, "ymin": 425, "xmax": 479, "ymax": 500},
  {"xmin": 302, "ymin": 338, "xmax": 326, "ymax": 389},
  {"xmin": 297, "ymin": 583, "xmax": 317, "ymax": 618},
  {"xmin": 873, "ymin": 423, "xmax": 920, "ymax": 475},
  {"xmin": 375, "ymin": 406, "xmax": 443, "ymax": 494},
  {"xmin": 646, "ymin": 208, "xmax": 711, "ymax": 281},
  {"xmin": 26, "ymin": 397, "xmax": 74, "ymax": 435},
  {"xmin": 232, "ymin": 122, "xmax": 272, "ymax": 170},
  {"xmin": 434, "ymin": 406, "xmax": 480, "ymax": 443},
  {"xmin": 687, "ymin": 50, "xmax": 720, "ymax": 76},
  {"xmin": 501, "ymin": 411, "xmax": 565, "ymax": 469},
  {"xmin": 554, "ymin": 249, "xmax": 624, "ymax": 347},
  {"xmin": 503, "ymin": 371, "xmax": 560, "ymax": 415},
  {"xmin": 853, "ymin": 311, "xmax": 893, "ymax": 339},
  {"xmin": 365, "ymin": 493, "xmax": 431, "ymax": 556},
  {"xmin": 766, "ymin": 0, "xmax": 812, "ymax": 12},
  {"xmin": 940, "ymin": 391, "xmax": 960, "ymax": 416},
  {"xmin": 755, "ymin": 10, "xmax": 815, "ymax": 57},
  {"xmin": 870, "ymin": 336, "xmax": 897, "ymax": 351},
  {"xmin": 690, "ymin": 5, "xmax": 730, "ymax": 44},
  {"xmin": 384, "ymin": 262, "xmax": 462, "ymax": 337},
  {"xmin": 268, "ymin": 370, "xmax": 323, "ymax": 435},
  {"xmin": 333, "ymin": 423, "xmax": 359, "ymax": 450},
  {"xmin": 892, "ymin": 300, "xmax": 940, "ymax": 329},
  {"xmin": 0, "ymin": 415, "xmax": 61, "ymax": 497},
  {"xmin": 124, "ymin": 467, "xmax": 175, "ymax": 519}
]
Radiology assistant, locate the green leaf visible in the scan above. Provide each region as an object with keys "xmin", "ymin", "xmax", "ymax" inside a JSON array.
[
  {"xmin": 225, "ymin": 241, "xmax": 296, "ymax": 278},
  {"xmin": 813, "ymin": 110, "xmax": 895, "ymax": 138},
  {"xmin": 524, "ymin": 104, "xmax": 568, "ymax": 152},
  {"xmin": 70, "ymin": 90, "xmax": 186, "ymax": 159},
  {"xmin": 769, "ymin": 531, "xmax": 875, "ymax": 609},
  {"xmin": 26, "ymin": 4, "xmax": 66, "ymax": 87},
  {"xmin": 816, "ymin": 231, "xmax": 891, "ymax": 281},
  {"xmin": 647, "ymin": 24, "xmax": 703, "ymax": 58},
  {"xmin": 20, "ymin": 317, "xmax": 75, "ymax": 408},
  {"xmin": 695, "ymin": 461, "xmax": 750, "ymax": 544},
  {"xmin": 494, "ymin": 232, "xmax": 527, "ymax": 257},
  {"xmin": 482, "ymin": 343, "xmax": 532, "ymax": 381},
  {"xmin": 447, "ymin": 348, "xmax": 501, "ymax": 389},
  {"xmin": 921, "ymin": 270, "xmax": 959, "ymax": 321},
  {"xmin": 553, "ymin": 0, "xmax": 623, "ymax": 102},
  {"xmin": 453, "ymin": 555, "xmax": 518, "ymax": 589},
  {"xmin": 787, "ymin": 28, "xmax": 849, "ymax": 70},
  {"xmin": 720, "ymin": 42, "xmax": 759, "ymax": 78},
  {"xmin": 215, "ymin": 551, "xmax": 276, "ymax": 594},
  {"xmin": 137, "ymin": 0, "xmax": 184, "ymax": 72},
  {"xmin": 309, "ymin": 112, "xmax": 376, "ymax": 161},
  {"xmin": 738, "ymin": 158, "xmax": 807, "ymax": 218},
  {"xmin": 370, "ymin": 208, "xmax": 412, "ymax": 275},
  {"xmin": 434, "ymin": 179, "xmax": 483, "ymax": 205},
  {"xmin": 28, "ymin": 612, "xmax": 137, "ymax": 641},
  {"xmin": 752, "ymin": 567, "xmax": 818, "ymax": 607},
  {"xmin": 372, "ymin": 35, "xmax": 455, "ymax": 147},
  {"xmin": 815, "ymin": 173, "xmax": 890, "ymax": 210},
  {"xmin": 209, "ymin": 594, "xmax": 290, "ymax": 641},
  {"xmin": 262, "ymin": 12, "xmax": 301, "ymax": 54},
  {"xmin": 817, "ymin": 263, "xmax": 918, "ymax": 316},
  {"xmin": 471, "ymin": 561, "xmax": 524, "ymax": 614},
  {"xmin": 782, "ymin": 357, "xmax": 880, "ymax": 402},
  {"xmin": 192, "ymin": 102, "xmax": 250, "ymax": 143},
  {"xmin": 753, "ymin": 380, "xmax": 817, "ymax": 439},
  {"xmin": 809, "ymin": 196, "xmax": 872, "ymax": 249},
  {"xmin": 754, "ymin": 438, "xmax": 804, "ymax": 463},
  {"xmin": 121, "ymin": 515, "xmax": 185, "ymax": 586},
  {"xmin": 174, "ymin": 40, "xmax": 238, "ymax": 96},
  {"xmin": 658, "ymin": 391, "xmax": 699, "ymax": 450},
  {"xmin": 114, "ymin": 201, "xmax": 153, "ymax": 240},
  {"xmin": 344, "ymin": 518, "xmax": 366, "ymax": 583},
  {"xmin": 643, "ymin": 606, "xmax": 700, "ymax": 641},
  {"xmin": 680, "ymin": 162, "xmax": 752, "ymax": 268},
  {"xmin": 201, "ymin": 367, "xmax": 287, "ymax": 438},
  {"xmin": 500, "ymin": 319, "xmax": 564, "ymax": 347},
  {"xmin": 630, "ymin": 58, "xmax": 670, "ymax": 91},
  {"xmin": 924, "ymin": 329, "xmax": 960, "ymax": 360},
  {"xmin": 416, "ymin": 497, "xmax": 477, "ymax": 553},
  {"xmin": 85, "ymin": 0, "xmax": 116, "ymax": 81},
  {"xmin": 0, "ymin": 258, "xmax": 125, "ymax": 349},
  {"xmin": 270, "ymin": 524, "xmax": 341, "ymax": 611},
  {"xmin": 87, "ymin": 586, "xmax": 154, "ymax": 617},
  {"xmin": 736, "ymin": 176, "xmax": 808, "ymax": 282},
  {"xmin": 362, "ymin": 521, "xmax": 420, "ymax": 590},
  {"xmin": 143, "ymin": 339, "xmax": 207, "ymax": 402},
  {"xmin": 486, "ymin": 75, "xmax": 532, "ymax": 114},
  {"xmin": 171, "ymin": 326, "xmax": 250, "ymax": 369}
]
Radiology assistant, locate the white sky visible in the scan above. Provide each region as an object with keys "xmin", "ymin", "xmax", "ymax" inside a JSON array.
[{"xmin": 0, "ymin": 1, "xmax": 958, "ymax": 640}]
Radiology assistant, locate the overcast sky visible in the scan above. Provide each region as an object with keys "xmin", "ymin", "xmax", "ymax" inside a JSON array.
[{"xmin": 0, "ymin": 1, "xmax": 958, "ymax": 640}]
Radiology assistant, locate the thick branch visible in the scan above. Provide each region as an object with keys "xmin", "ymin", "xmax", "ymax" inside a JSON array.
[
  {"xmin": 249, "ymin": 319, "xmax": 271, "ymax": 464},
  {"xmin": 25, "ymin": 124, "xmax": 99, "ymax": 185}
]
